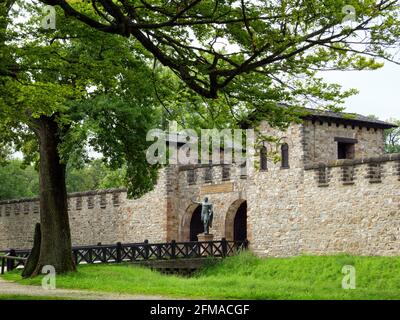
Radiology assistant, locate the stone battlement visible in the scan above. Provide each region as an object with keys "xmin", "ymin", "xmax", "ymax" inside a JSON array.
[
  {"xmin": 304, "ymin": 153, "xmax": 400, "ymax": 170},
  {"xmin": 0, "ymin": 169, "xmax": 169, "ymax": 250},
  {"xmin": 0, "ymin": 188, "xmax": 139, "ymax": 249},
  {"xmin": 0, "ymin": 188, "xmax": 127, "ymax": 217},
  {"xmin": 303, "ymin": 154, "xmax": 400, "ymax": 188}
]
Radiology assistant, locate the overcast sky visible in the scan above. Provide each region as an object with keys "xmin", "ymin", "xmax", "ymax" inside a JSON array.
[{"xmin": 320, "ymin": 61, "xmax": 400, "ymax": 122}]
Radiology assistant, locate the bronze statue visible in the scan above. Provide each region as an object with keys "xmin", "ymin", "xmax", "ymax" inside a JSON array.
[{"xmin": 192, "ymin": 197, "xmax": 214, "ymax": 234}]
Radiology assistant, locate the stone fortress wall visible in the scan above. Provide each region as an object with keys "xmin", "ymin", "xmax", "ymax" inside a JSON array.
[
  {"xmin": 302, "ymin": 120, "xmax": 386, "ymax": 164},
  {"xmin": 248, "ymin": 154, "xmax": 400, "ymax": 257},
  {"xmin": 0, "ymin": 169, "xmax": 170, "ymax": 249},
  {"xmin": 0, "ymin": 189, "xmax": 125, "ymax": 249},
  {"xmin": 1, "ymin": 114, "xmax": 399, "ymax": 257},
  {"xmin": 246, "ymin": 119, "xmax": 399, "ymax": 256}
]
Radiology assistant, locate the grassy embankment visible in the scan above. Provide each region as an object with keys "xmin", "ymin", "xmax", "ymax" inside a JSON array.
[{"xmin": 2, "ymin": 252, "xmax": 400, "ymax": 299}]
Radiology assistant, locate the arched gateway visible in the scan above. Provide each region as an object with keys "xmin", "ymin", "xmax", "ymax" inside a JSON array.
[
  {"xmin": 180, "ymin": 199, "xmax": 247, "ymax": 242},
  {"xmin": 180, "ymin": 203, "xmax": 201, "ymax": 241},
  {"xmin": 225, "ymin": 199, "xmax": 247, "ymax": 241},
  {"xmin": 189, "ymin": 205, "xmax": 203, "ymax": 241}
]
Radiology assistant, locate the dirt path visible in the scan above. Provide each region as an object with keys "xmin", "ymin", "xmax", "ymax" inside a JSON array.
[{"xmin": 0, "ymin": 278, "xmax": 173, "ymax": 300}]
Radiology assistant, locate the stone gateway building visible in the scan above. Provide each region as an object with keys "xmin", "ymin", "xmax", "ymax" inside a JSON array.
[{"xmin": 1, "ymin": 109, "xmax": 399, "ymax": 257}]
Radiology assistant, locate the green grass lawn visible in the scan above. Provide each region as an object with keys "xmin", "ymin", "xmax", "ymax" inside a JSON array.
[{"xmin": 2, "ymin": 252, "xmax": 400, "ymax": 299}]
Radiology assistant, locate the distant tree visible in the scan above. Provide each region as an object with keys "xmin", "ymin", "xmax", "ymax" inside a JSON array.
[
  {"xmin": 0, "ymin": 160, "xmax": 39, "ymax": 200},
  {"xmin": 66, "ymin": 160, "xmax": 126, "ymax": 193},
  {"xmin": 385, "ymin": 119, "xmax": 400, "ymax": 154},
  {"xmin": 0, "ymin": 159, "xmax": 126, "ymax": 200}
]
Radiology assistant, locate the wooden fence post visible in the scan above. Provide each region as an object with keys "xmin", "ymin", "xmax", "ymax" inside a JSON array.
[
  {"xmin": 144, "ymin": 239, "xmax": 149, "ymax": 260},
  {"xmin": 89, "ymin": 247, "xmax": 93, "ymax": 264},
  {"xmin": 171, "ymin": 240, "xmax": 176, "ymax": 259},
  {"xmin": 131, "ymin": 244, "xmax": 137, "ymax": 262},
  {"xmin": 156, "ymin": 244, "xmax": 162, "ymax": 260},
  {"xmin": 116, "ymin": 242, "xmax": 122, "ymax": 263},
  {"xmin": 7, "ymin": 249, "xmax": 15, "ymax": 271},
  {"xmin": 221, "ymin": 238, "xmax": 228, "ymax": 257}
]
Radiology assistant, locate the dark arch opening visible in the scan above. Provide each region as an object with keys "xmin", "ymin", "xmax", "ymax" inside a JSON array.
[
  {"xmin": 281, "ymin": 143, "xmax": 289, "ymax": 168},
  {"xmin": 260, "ymin": 145, "xmax": 267, "ymax": 171},
  {"xmin": 190, "ymin": 205, "xmax": 203, "ymax": 241},
  {"xmin": 234, "ymin": 201, "xmax": 247, "ymax": 241}
]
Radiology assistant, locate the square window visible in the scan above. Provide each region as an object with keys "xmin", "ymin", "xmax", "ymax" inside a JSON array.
[{"xmin": 337, "ymin": 142, "xmax": 355, "ymax": 160}]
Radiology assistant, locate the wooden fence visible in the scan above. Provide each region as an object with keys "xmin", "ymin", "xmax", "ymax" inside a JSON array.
[{"xmin": 1, "ymin": 238, "xmax": 248, "ymax": 274}]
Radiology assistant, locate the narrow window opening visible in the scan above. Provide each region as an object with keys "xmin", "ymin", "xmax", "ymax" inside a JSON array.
[
  {"xmin": 281, "ymin": 143, "xmax": 289, "ymax": 168},
  {"xmin": 260, "ymin": 146, "xmax": 267, "ymax": 171}
]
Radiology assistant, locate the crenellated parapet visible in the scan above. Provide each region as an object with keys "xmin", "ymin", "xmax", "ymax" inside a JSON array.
[
  {"xmin": 0, "ymin": 197, "xmax": 40, "ymax": 218},
  {"xmin": 66, "ymin": 188, "xmax": 126, "ymax": 211},
  {"xmin": 0, "ymin": 188, "xmax": 126, "ymax": 218},
  {"xmin": 305, "ymin": 154, "xmax": 400, "ymax": 187},
  {"xmin": 178, "ymin": 162, "xmax": 249, "ymax": 186}
]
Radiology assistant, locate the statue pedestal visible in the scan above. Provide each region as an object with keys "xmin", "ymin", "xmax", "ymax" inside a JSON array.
[
  {"xmin": 197, "ymin": 233, "xmax": 214, "ymax": 242},
  {"xmin": 197, "ymin": 233, "xmax": 214, "ymax": 256}
]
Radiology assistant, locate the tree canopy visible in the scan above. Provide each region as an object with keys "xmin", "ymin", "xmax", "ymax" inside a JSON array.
[
  {"xmin": 1, "ymin": 1, "xmax": 165, "ymax": 198},
  {"xmin": 39, "ymin": 0, "xmax": 400, "ymax": 103},
  {"xmin": 0, "ymin": 0, "xmax": 169, "ymax": 274}
]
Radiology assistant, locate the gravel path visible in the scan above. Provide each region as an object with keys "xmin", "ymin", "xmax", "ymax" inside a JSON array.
[{"xmin": 0, "ymin": 278, "xmax": 173, "ymax": 300}]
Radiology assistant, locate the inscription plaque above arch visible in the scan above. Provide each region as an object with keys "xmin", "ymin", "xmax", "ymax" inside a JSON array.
[{"xmin": 200, "ymin": 182, "xmax": 234, "ymax": 195}]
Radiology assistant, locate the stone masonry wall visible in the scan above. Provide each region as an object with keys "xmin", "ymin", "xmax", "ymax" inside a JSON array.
[
  {"xmin": 0, "ymin": 198, "xmax": 40, "ymax": 250},
  {"xmin": 302, "ymin": 120, "xmax": 385, "ymax": 164},
  {"xmin": 258, "ymin": 121, "xmax": 305, "ymax": 169},
  {"xmin": 118, "ymin": 168, "xmax": 169, "ymax": 243},
  {"xmin": 248, "ymin": 154, "xmax": 400, "ymax": 257},
  {"xmin": 0, "ymin": 168, "xmax": 170, "ymax": 250},
  {"xmin": 0, "ymin": 189, "xmax": 127, "ymax": 250}
]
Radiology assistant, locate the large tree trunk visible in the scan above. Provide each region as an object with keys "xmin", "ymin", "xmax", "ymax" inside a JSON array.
[
  {"xmin": 1, "ymin": 2, "xmax": 75, "ymax": 276},
  {"xmin": 22, "ymin": 223, "xmax": 41, "ymax": 278},
  {"xmin": 30, "ymin": 115, "xmax": 75, "ymax": 276}
]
